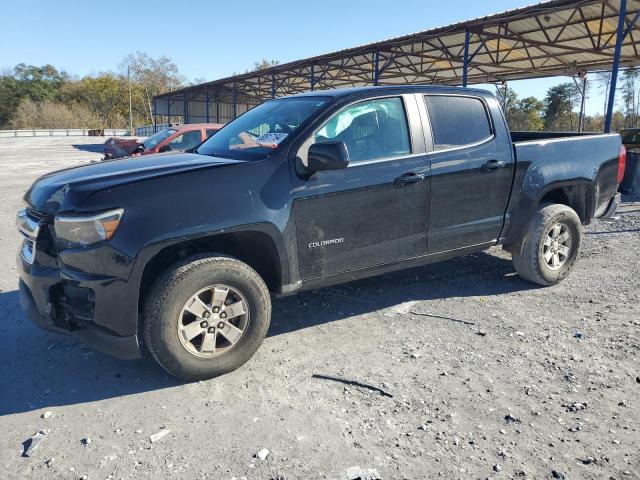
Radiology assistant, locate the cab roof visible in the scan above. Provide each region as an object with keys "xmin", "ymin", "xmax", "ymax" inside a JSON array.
[{"xmin": 282, "ymin": 85, "xmax": 493, "ymax": 100}]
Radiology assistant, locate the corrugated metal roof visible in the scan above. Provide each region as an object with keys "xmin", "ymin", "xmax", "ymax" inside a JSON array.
[{"xmin": 156, "ymin": 0, "xmax": 640, "ymax": 102}]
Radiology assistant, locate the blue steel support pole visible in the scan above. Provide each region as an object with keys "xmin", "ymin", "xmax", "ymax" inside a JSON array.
[
  {"xmin": 182, "ymin": 93, "xmax": 189, "ymax": 123},
  {"xmin": 463, "ymin": 29, "xmax": 470, "ymax": 88},
  {"xmin": 271, "ymin": 73, "xmax": 276, "ymax": 99},
  {"xmin": 310, "ymin": 63, "xmax": 315, "ymax": 91},
  {"xmin": 205, "ymin": 89, "xmax": 210, "ymax": 123},
  {"xmin": 232, "ymin": 81, "xmax": 237, "ymax": 119},
  {"xmin": 373, "ymin": 50, "xmax": 380, "ymax": 86},
  {"xmin": 605, "ymin": 0, "xmax": 627, "ymax": 133},
  {"xmin": 183, "ymin": 93, "xmax": 188, "ymax": 124}
]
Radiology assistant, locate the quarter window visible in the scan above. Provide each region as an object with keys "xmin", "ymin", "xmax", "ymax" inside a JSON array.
[
  {"xmin": 314, "ymin": 97, "xmax": 411, "ymax": 163},
  {"xmin": 425, "ymin": 95, "xmax": 492, "ymax": 150}
]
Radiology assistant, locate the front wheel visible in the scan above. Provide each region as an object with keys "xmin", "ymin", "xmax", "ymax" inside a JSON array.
[
  {"xmin": 512, "ymin": 203, "xmax": 582, "ymax": 286},
  {"xmin": 143, "ymin": 255, "xmax": 271, "ymax": 381}
]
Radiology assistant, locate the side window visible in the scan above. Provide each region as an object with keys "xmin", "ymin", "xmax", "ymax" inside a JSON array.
[
  {"xmin": 205, "ymin": 128, "xmax": 218, "ymax": 138},
  {"xmin": 314, "ymin": 97, "xmax": 411, "ymax": 163},
  {"xmin": 168, "ymin": 130, "xmax": 202, "ymax": 150},
  {"xmin": 425, "ymin": 95, "xmax": 492, "ymax": 150}
]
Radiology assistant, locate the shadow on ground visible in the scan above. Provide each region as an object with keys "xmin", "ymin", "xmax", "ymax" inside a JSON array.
[
  {"xmin": 0, "ymin": 290, "xmax": 178, "ymax": 417},
  {"xmin": 71, "ymin": 143, "xmax": 104, "ymax": 154},
  {"xmin": 0, "ymin": 250, "xmax": 533, "ymax": 416},
  {"xmin": 269, "ymin": 250, "xmax": 533, "ymax": 336}
]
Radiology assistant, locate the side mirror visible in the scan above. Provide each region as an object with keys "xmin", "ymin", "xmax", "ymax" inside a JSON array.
[
  {"xmin": 159, "ymin": 144, "xmax": 172, "ymax": 153},
  {"xmin": 306, "ymin": 142, "xmax": 349, "ymax": 173}
]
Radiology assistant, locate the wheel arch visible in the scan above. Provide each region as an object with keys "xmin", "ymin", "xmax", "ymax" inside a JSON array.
[
  {"xmin": 136, "ymin": 225, "xmax": 288, "ymax": 323},
  {"xmin": 536, "ymin": 180, "xmax": 595, "ymax": 224},
  {"xmin": 503, "ymin": 179, "xmax": 594, "ymax": 249}
]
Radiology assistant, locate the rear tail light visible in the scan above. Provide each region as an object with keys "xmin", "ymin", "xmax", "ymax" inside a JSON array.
[{"xmin": 617, "ymin": 145, "xmax": 626, "ymax": 184}]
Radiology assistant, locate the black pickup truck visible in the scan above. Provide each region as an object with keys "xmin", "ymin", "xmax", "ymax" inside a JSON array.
[{"xmin": 17, "ymin": 86, "xmax": 624, "ymax": 380}]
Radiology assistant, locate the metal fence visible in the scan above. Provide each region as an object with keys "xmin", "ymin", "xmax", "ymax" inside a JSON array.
[
  {"xmin": 0, "ymin": 129, "xmax": 129, "ymax": 138},
  {"xmin": 134, "ymin": 124, "xmax": 173, "ymax": 137}
]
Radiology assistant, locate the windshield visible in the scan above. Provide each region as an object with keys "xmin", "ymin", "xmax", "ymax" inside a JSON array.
[
  {"xmin": 196, "ymin": 97, "xmax": 330, "ymax": 160},
  {"xmin": 143, "ymin": 128, "xmax": 176, "ymax": 150}
]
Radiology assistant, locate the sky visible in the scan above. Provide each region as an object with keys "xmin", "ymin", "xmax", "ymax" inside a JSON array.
[{"xmin": 0, "ymin": 0, "xmax": 610, "ymax": 115}]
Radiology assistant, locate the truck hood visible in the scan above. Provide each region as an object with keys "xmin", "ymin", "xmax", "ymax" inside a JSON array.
[{"xmin": 25, "ymin": 152, "xmax": 244, "ymax": 213}]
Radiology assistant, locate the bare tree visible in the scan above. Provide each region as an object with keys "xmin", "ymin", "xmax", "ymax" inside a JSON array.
[
  {"xmin": 252, "ymin": 59, "xmax": 279, "ymax": 71},
  {"xmin": 10, "ymin": 98, "xmax": 99, "ymax": 129},
  {"xmin": 620, "ymin": 67, "xmax": 640, "ymax": 127},
  {"xmin": 595, "ymin": 71, "xmax": 612, "ymax": 116},
  {"xmin": 119, "ymin": 52, "xmax": 185, "ymax": 124}
]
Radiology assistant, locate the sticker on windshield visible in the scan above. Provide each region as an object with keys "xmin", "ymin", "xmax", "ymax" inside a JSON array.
[{"xmin": 256, "ymin": 132, "xmax": 288, "ymax": 146}]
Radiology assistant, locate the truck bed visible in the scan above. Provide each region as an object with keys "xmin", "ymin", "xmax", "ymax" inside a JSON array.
[{"xmin": 511, "ymin": 132, "xmax": 621, "ymax": 218}]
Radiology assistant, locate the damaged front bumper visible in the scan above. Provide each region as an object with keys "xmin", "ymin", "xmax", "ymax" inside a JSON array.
[{"xmin": 17, "ymin": 242, "xmax": 141, "ymax": 360}]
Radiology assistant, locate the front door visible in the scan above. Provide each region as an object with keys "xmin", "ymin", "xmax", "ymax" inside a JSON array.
[{"xmin": 292, "ymin": 94, "xmax": 431, "ymax": 280}]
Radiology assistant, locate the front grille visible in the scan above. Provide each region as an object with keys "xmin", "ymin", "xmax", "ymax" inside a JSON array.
[{"xmin": 17, "ymin": 209, "xmax": 41, "ymax": 264}]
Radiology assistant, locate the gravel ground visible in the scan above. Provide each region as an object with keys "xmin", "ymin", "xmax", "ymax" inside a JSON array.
[{"xmin": 0, "ymin": 137, "xmax": 638, "ymax": 480}]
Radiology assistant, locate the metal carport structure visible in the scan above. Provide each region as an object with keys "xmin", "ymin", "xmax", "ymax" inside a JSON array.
[{"xmin": 153, "ymin": 0, "xmax": 640, "ymax": 132}]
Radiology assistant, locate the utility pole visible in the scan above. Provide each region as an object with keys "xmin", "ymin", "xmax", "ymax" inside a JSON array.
[{"xmin": 128, "ymin": 65, "xmax": 133, "ymax": 135}]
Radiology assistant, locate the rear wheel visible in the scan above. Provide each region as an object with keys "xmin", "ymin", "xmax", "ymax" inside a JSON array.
[
  {"xmin": 144, "ymin": 255, "xmax": 271, "ymax": 381},
  {"xmin": 512, "ymin": 203, "xmax": 582, "ymax": 286}
]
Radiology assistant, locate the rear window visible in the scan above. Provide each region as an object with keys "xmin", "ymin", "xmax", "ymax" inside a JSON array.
[{"xmin": 425, "ymin": 95, "xmax": 492, "ymax": 150}]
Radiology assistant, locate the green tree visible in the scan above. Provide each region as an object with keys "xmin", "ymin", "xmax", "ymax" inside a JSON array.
[
  {"xmin": 495, "ymin": 87, "xmax": 544, "ymax": 131},
  {"xmin": 61, "ymin": 73, "xmax": 128, "ymax": 128},
  {"xmin": 12, "ymin": 63, "xmax": 68, "ymax": 101},
  {"xmin": 518, "ymin": 96, "xmax": 545, "ymax": 131},
  {"xmin": 0, "ymin": 64, "xmax": 68, "ymax": 128},
  {"xmin": 0, "ymin": 75, "xmax": 20, "ymax": 127},
  {"xmin": 543, "ymin": 83, "xmax": 581, "ymax": 131}
]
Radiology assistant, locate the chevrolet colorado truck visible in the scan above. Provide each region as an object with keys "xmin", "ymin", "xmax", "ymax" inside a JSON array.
[{"xmin": 17, "ymin": 86, "xmax": 625, "ymax": 380}]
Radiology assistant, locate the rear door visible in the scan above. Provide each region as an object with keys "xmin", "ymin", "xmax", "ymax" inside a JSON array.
[
  {"xmin": 421, "ymin": 94, "xmax": 514, "ymax": 252},
  {"xmin": 292, "ymin": 94, "xmax": 431, "ymax": 280}
]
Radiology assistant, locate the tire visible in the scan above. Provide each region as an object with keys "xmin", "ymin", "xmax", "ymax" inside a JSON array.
[
  {"xmin": 143, "ymin": 255, "xmax": 271, "ymax": 381},
  {"xmin": 512, "ymin": 203, "xmax": 582, "ymax": 286}
]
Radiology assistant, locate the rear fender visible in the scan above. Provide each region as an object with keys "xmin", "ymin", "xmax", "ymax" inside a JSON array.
[{"xmin": 503, "ymin": 178, "xmax": 595, "ymax": 246}]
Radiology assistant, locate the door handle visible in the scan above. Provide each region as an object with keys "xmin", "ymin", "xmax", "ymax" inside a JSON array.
[
  {"xmin": 394, "ymin": 172, "xmax": 425, "ymax": 186},
  {"xmin": 481, "ymin": 159, "xmax": 506, "ymax": 171}
]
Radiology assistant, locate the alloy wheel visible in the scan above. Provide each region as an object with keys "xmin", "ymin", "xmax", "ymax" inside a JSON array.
[
  {"xmin": 542, "ymin": 222, "xmax": 572, "ymax": 271},
  {"xmin": 177, "ymin": 284, "xmax": 250, "ymax": 358}
]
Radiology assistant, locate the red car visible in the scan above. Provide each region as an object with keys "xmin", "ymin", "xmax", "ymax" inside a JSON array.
[{"xmin": 103, "ymin": 123, "xmax": 224, "ymax": 160}]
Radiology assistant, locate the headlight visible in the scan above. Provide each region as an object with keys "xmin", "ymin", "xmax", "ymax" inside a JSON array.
[{"xmin": 54, "ymin": 208, "xmax": 124, "ymax": 248}]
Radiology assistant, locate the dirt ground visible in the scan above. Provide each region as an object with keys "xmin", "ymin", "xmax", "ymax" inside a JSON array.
[{"xmin": 0, "ymin": 137, "xmax": 638, "ymax": 480}]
